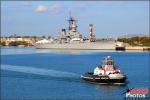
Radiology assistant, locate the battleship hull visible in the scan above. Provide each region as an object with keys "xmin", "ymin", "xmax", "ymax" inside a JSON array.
[
  {"xmin": 35, "ymin": 41, "xmax": 116, "ymax": 50},
  {"xmin": 81, "ymin": 72, "xmax": 126, "ymax": 84}
]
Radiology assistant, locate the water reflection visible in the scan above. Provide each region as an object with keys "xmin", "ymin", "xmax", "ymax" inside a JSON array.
[
  {"xmin": 1, "ymin": 46, "xmax": 148, "ymax": 55},
  {"xmin": 36, "ymin": 49, "xmax": 116, "ymax": 54},
  {"xmin": 0, "ymin": 46, "xmax": 36, "ymax": 55}
]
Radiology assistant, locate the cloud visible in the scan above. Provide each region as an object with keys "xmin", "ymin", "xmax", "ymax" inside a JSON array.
[
  {"xmin": 49, "ymin": 4, "xmax": 62, "ymax": 13},
  {"xmin": 35, "ymin": 4, "xmax": 62, "ymax": 14},
  {"xmin": 35, "ymin": 5, "xmax": 47, "ymax": 13}
]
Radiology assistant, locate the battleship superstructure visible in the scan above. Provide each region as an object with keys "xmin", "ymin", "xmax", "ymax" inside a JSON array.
[
  {"xmin": 58, "ymin": 16, "xmax": 83, "ymax": 43},
  {"xmin": 35, "ymin": 15, "xmax": 116, "ymax": 50}
]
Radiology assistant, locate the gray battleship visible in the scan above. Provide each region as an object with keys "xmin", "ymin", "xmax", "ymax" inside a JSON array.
[{"xmin": 35, "ymin": 15, "xmax": 116, "ymax": 50}]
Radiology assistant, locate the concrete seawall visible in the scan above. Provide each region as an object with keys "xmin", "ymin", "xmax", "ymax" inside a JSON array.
[{"xmin": 125, "ymin": 46, "xmax": 150, "ymax": 51}]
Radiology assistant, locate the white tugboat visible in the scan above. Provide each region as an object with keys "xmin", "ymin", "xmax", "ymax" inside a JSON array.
[{"xmin": 81, "ymin": 56, "xmax": 126, "ymax": 84}]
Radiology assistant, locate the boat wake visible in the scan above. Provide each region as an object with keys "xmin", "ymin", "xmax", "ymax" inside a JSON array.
[{"xmin": 1, "ymin": 65, "xmax": 80, "ymax": 82}]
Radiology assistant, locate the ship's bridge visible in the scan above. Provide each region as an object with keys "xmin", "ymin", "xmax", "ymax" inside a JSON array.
[
  {"xmin": 102, "ymin": 56, "xmax": 114, "ymax": 71},
  {"xmin": 67, "ymin": 16, "xmax": 82, "ymax": 39},
  {"xmin": 103, "ymin": 56, "xmax": 114, "ymax": 65}
]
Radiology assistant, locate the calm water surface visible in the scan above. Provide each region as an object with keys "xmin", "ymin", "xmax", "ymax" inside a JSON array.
[{"xmin": 1, "ymin": 47, "xmax": 149, "ymax": 100}]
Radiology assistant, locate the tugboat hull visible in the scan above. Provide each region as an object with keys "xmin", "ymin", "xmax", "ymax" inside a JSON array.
[{"xmin": 81, "ymin": 72, "xmax": 126, "ymax": 84}]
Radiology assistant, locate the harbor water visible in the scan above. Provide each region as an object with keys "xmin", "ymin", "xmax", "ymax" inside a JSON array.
[{"xmin": 1, "ymin": 47, "xmax": 149, "ymax": 100}]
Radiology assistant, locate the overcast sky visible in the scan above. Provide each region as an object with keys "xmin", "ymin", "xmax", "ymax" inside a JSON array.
[{"xmin": 1, "ymin": 1, "xmax": 149, "ymax": 38}]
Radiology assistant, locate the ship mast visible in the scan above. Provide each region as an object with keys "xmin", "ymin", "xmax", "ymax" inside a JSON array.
[
  {"xmin": 89, "ymin": 24, "xmax": 96, "ymax": 42},
  {"xmin": 89, "ymin": 24, "xmax": 93, "ymax": 42},
  {"xmin": 67, "ymin": 12, "xmax": 77, "ymax": 32}
]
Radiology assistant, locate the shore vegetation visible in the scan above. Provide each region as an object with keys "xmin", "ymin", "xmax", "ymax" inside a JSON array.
[{"xmin": 117, "ymin": 36, "xmax": 150, "ymax": 47}]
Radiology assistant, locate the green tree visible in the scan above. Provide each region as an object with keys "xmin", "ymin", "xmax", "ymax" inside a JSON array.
[
  {"xmin": 9, "ymin": 41, "xmax": 29, "ymax": 46},
  {"xmin": 0, "ymin": 42, "xmax": 6, "ymax": 46}
]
